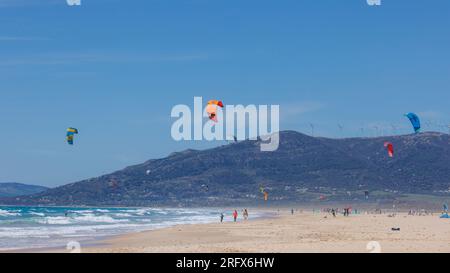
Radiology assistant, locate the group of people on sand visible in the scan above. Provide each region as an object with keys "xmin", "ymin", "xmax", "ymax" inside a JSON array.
[
  {"xmin": 220, "ymin": 209, "xmax": 249, "ymax": 223},
  {"xmin": 316, "ymin": 208, "xmax": 345, "ymax": 217},
  {"xmin": 408, "ymin": 209, "xmax": 434, "ymax": 216},
  {"xmin": 313, "ymin": 207, "xmax": 358, "ymax": 217}
]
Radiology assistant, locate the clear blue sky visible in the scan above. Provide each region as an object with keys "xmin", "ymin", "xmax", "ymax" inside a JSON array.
[{"xmin": 0, "ymin": 0, "xmax": 449, "ymax": 187}]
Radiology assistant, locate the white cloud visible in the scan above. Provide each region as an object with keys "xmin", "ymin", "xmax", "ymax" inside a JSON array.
[
  {"xmin": 417, "ymin": 110, "xmax": 442, "ymax": 120},
  {"xmin": 280, "ymin": 101, "xmax": 325, "ymax": 120},
  {"xmin": 0, "ymin": 52, "xmax": 208, "ymax": 66},
  {"xmin": 0, "ymin": 36, "xmax": 49, "ymax": 41}
]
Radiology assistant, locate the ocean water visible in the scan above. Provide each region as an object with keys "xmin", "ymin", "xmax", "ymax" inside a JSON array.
[{"xmin": 0, "ymin": 206, "xmax": 263, "ymax": 251}]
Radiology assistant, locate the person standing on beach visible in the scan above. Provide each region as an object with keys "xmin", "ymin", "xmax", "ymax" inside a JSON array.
[
  {"xmin": 291, "ymin": 209, "xmax": 294, "ymax": 215},
  {"xmin": 220, "ymin": 213, "xmax": 224, "ymax": 223},
  {"xmin": 243, "ymin": 209, "xmax": 249, "ymax": 220},
  {"xmin": 344, "ymin": 208, "xmax": 349, "ymax": 216},
  {"xmin": 233, "ymin": 210, "xmax": 238, "ymax": 222}
]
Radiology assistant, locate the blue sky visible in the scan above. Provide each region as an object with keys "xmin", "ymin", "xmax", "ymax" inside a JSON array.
[{"xmin": 0, "ymin": 0, "xmax": 449, "ymax": 187}]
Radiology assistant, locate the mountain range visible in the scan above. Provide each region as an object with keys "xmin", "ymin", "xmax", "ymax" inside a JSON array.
[{"xmin": 1, "ymin": 131, "xmax": 449, "ymax": 207}]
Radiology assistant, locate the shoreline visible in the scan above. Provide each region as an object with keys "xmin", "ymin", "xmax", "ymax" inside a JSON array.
[
  {"xmin": 2, "ymin": 210, "xmax": 449, "ymax": 255},
  {"xmin": 16, "ymin": 209, "xmax": 450, "ymax": 253},
  {"xmin": 1, "ymin": 208, "xmax": 277, "ymax": 253}
]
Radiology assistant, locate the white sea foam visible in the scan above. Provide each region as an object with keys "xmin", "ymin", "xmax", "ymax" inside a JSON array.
[
  {"xmin": 0, "ymin": 207, "xmax": 267, "ymax": 251},
  {"xmin": 73, "ymin": 213, "xmax": 129, "ymax": 223},
  {"xmin": 114, "ymin": 213, "xmax": 133, "ymax": 217},
  {"xmin": 134, "ymin": 208, "xmax": 150, "ymax": 216},
  {"xmin": 0, "ymin": 209, "xmax": 21, "ymax": 217},
  {"xmin": 29, "ymin": 212, "xmax": 46, "ymax": 217},
  {"xmin": 72, "ymin": 210, "xmax": 94, "ymax": 214},
  {"xmin": 37, "ymin": 216, "xmax": 72, "ymax": 225}
]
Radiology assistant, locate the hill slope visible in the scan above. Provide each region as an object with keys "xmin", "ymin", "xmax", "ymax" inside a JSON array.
[
  {"xmin": 0, "ymin": 183, "xmax": 48, "ymax": 198},
  {"xmin": 1, "ymin": 131, "xmax": 449, "ymax": 206}
]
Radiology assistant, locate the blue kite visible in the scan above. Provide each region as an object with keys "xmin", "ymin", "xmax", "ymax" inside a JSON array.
[{"xmin": 405, "ymin": 113, "xmax": 421, "ymax": 133}]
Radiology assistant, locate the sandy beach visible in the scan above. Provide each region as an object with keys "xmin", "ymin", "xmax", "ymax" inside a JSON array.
[{"xmin": 58, "ymin": 210, "xmax": 450, "ymax": 253}]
